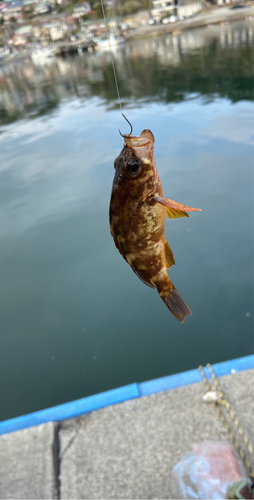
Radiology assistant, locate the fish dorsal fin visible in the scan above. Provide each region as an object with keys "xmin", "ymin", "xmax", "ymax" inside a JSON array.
[
  {"xmin": 165, "ymin": 239, "xmax": 175, "ymax": 268},
  {"xmin": 131, "ymin": 264, "xmax": 156, "ymax": 289},
  {"xmin": 166, "ymin": 207, "xmax": 189, "ymax": 219}
]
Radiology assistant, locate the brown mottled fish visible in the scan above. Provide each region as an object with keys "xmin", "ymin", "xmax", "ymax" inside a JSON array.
[{"xmin": 109, "ymin": 118, "xmax": 201, "ymax": 323}]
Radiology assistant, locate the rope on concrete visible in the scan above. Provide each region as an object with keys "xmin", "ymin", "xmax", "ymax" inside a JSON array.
[{"xmin": 199, "ymin": 364, "xmax": 254, "ymax": 479}]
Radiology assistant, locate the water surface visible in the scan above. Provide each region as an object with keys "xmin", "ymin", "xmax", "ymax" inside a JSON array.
[{"xmin": 0, "ymin": 20, "xmax": 253, "ymax": 421}]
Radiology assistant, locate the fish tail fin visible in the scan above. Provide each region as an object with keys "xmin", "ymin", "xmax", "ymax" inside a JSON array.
[{"xmin": 157, "ymin": 280, "xmax": 191, "ymax": 323}]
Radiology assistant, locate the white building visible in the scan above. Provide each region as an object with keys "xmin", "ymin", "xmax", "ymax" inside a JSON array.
[
  {"xmin": 151, "ymin": 0, "xmax": 203, "ymax": 21},
  {"xmin": 73, "ymin": 2, "xmax": 91, "ymax": 17}
]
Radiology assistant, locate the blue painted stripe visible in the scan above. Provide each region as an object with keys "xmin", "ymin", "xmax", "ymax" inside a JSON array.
[
  {"xmin": 0, "ymin": 383, "xmax": 140, "ymax": 436},
  {"xmin": 139, "ymin": 368, "xmax": 202, "ymax": 396},
  {"xmin": 139, "ymin": 355, "xmax": 254, "ymax": 396},
  {"xmin": 0, "ymin": 355, "xmax": 252, "ymax": 435},
  {"xmin": 203, "ymin": 354, "xmax": 254, "ymax": 379}
]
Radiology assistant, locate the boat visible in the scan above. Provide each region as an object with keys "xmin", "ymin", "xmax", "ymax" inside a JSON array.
[
  {"xmin": 31, "ymin": 47, "xmax": 56, "ymax": 64},
  {"xmin": 94, "ymin": 34, "xmax": 125, "ymax": 51}
]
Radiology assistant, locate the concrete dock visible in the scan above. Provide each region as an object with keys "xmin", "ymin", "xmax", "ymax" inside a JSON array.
[{"xmin": 0, "ymin": 365, "xmax": 253, "ymax": 499}]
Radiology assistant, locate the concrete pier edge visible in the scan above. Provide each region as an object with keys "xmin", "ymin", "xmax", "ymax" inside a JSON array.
[{"xmin": 0, "ymin": 354, "xmax": 253, "ymax": 436}]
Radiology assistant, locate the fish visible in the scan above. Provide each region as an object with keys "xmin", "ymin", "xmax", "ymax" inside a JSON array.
[{"xmin": 109, "ymin": 119, "xmax": 201, "ymax": 323}]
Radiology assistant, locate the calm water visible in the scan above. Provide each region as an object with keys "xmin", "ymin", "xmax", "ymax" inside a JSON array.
[{"xmin": 0, "ymin": 21, "xmax": 253, "ymax": 421}]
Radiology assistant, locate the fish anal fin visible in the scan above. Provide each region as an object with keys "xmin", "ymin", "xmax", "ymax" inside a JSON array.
[
  {"xmin": 131, "ymin": 265, "xmax": 156, "ymax": 289},
  {"xmin": 166, "ymin": 207, "xmax": 189, "ymax": 219},
  {"xmin": 165, "ymin": 239, "xmax": 175, "ymax": 268},
  {"xmin": 154, "ymin": 196, "xmax": 201, "ymax": 213}
]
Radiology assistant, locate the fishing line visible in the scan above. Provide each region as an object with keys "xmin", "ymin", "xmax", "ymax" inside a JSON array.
[
  {"xmin": 109, "ymin": 0, "xmax": 128, "ymax": 94},
  {"xmin": 116, "ymin": 0, "xmax": 123, "ymax": 23},
  {"xmin": 100, "ymin": 0, "xmax": 123, "ymax": 113},
  {"xmin": 111, "ymin": 1, "xmax": 119, "ymax": 39}
]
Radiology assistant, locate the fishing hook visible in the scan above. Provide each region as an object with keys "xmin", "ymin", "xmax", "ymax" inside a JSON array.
[{"xmin": 119, "ymin": 113, "xmax": 133, "ymax": 137}]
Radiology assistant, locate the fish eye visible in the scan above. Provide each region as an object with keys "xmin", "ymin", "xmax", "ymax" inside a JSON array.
[{"xmin": 127, "ymin": 158, "xmax": 142, "ymax": 178}]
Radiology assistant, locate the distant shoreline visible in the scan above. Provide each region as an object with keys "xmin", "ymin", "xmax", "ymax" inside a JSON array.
[{"xmin": 125, "ymin": 5, "xmax": 254, "ymax": 40}]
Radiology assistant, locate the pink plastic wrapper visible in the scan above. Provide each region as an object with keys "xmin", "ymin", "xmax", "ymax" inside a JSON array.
[{"xmin": 172, "ymin": 441, "xmax": 248, "ymax": 499}]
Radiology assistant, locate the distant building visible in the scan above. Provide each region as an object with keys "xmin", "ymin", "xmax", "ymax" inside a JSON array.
[
  {"xmin": 217, "ymin": 0, "xmax": 231, "ymax": 5},
  {"xmin": 151, "ymin": 0, "xmax": 203, "ymax": 20},
  {"xmin": 73, "ymin": 2, "xmax": 91, "ymax": 17},
  {"xmin": 39, "ymin": 21, "xmax": 67, "ymax": 40},
  {"xmin": 12, "ymin": 33, "xmax": 26, "ymax": 44},
  {"xmin": 178, "ymin": 1, "xmax": 203, "ymax": 16},
  {"xmin": 3, "ymin": 1, "xmax": 23, "ymax": 21},
  {"xmin": 151, "ymin": 0, "xmax": 180, "ymax": 20},
  {"xmin": 48, "ymin": 23, "xmax": 64, "ymax": 40},
  {"xmin": 34, "ymin": 2, "xmax": 53, "ymax": 15},
  {"xmin": 64, "ymin": 15, "xmax": 79, "ymax": 31}
]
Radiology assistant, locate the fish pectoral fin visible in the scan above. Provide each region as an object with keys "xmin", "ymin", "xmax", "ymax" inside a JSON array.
[
  {"xmin": 131, "ymin": 265, "xmax": 156, "ymax": 289},
  {"xmin": 154, "ymin": 196, "xmax": 201, "ymax": 213},
  {"xmin": 165, "ymin": 239, "xmax": 175, "ymax": 268},
  {"xmin": 165, "ymin": 207, "xmax": 189, "ymax": 219}
]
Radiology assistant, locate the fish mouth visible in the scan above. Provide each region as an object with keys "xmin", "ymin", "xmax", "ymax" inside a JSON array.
[
  {"xmin": 123, "ymin": 130, "xmax": 155, "ymax": 163},
  {"xmin": 123, "ymin": 129, "xmax": 155, "ymax": 148}
]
